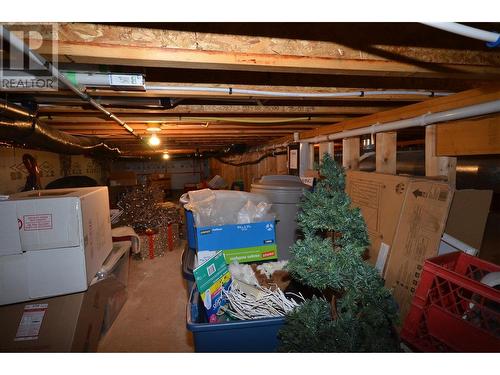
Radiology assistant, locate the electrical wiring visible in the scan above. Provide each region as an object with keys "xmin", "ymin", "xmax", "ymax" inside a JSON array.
[{"xmin": 145, "ymin": 85, "xmax": 452, "ymax": 99}]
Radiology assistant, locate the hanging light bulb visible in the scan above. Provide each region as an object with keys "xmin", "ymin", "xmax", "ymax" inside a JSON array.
[
  {"xmin": 162, "ymin": 152, "xmax": 170, "ymax": 160},
  {"xmin": 148, "ymin": 133, "xmax": 160, "ymax": 146}
]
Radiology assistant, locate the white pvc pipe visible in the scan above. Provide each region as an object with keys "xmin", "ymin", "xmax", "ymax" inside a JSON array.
[
  {"xmin": 423, "ymin": 22, "xmax": 500, "ymax": 44},
  {"xmin": 145, "ymin": 85, "xmax": 451, "ymax": 99},
  {"xmin": 300, "ymin": 99, "xmax": 500, "ymax": 144}
]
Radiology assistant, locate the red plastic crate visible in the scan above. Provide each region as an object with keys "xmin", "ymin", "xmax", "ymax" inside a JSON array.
[{"xmin": 401, "ymin": 251, "xmax": 500, "ymax": 352}]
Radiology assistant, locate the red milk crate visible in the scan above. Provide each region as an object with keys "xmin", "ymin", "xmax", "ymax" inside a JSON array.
[{"xmin": 401, "ymin": 251, "xmax": 500, "ymax": 352}]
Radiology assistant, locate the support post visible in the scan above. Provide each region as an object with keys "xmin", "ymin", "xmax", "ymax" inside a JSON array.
[
  {"xmin": 309, "ymin": 143, "xmax": 315, "ymax": 170},
  {"xmin": 425, "ymin": 125, "xmax": 457, "ymax": 186},
  {"xmin": 299, "ymin": 141, "xmax": 310, "ymax": 177},
  {"xmin": 376, "ymin": 132, "xmax": 397, "ymax": 174},
  {"xmin": 319, "ymin": 142, "xmax": 335, "ymax": 163},
  {"xmin": 342, "ymin": 137, "xmax": 360, "ymax": 171}
]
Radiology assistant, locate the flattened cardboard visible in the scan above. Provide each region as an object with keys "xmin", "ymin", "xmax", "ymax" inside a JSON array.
[
  {"xmin": 444, "ymin": 189, "xmax": 492, "ymax": 251},
  {"xmin": 384, "ymin": 180, "xmax": 453, "ymax": 320},
  {"xmin": 345, "ymin": 171, "xmax": 409, "ymax": 266},
  {"xmin": 346, "ymin": 173, "xmax": 491, "ymax": 321}
]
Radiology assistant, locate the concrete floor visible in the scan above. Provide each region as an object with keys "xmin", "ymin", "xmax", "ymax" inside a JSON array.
[{"xmin": 98, "ymin": 241, "xmax": 194, "ymax": 352}]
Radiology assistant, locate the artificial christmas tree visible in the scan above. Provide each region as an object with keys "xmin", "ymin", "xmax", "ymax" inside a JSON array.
[
  {"xmin": 117, "ymin": 184, "xmax": 181, "ymax": 258},
  {"xmin": 278, "ymin": 154, "xmax": 400, "ymax": 352}
]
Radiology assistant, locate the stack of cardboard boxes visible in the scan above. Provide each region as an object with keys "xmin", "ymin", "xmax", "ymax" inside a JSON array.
[{"xmin": 0, "ymin": 187, "xmax": 129, "ymax": 352}]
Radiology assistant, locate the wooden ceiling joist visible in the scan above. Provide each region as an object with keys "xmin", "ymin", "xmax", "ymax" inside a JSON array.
[
  {"xmin": 40, "ymin": 115, "xmax": 347, "ymax": 123},
  {"xmin": 2, "ymin": 23, "xmax": 500, "ymax": 156},
  {"xmin": 36, "ymin": 105, "xmax": 388, "ymax": 115},
  {"xmin": 23, "ymin": 23, "xmax": 500, "ymax": 80},
  {"xmin": 35, "ymin": 40, "xmax": 500, "ymax": 80},
  {"xmin": 45, "ymin": 126, "xmax": 331, "ymax": 135}
]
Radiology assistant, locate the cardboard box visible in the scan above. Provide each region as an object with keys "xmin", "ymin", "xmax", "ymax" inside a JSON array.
[
  {"xmin": 442, "ymin": 189, "xmax": 493, "ymax": 252},
  {"xmin": 345, "ymin": 171, "xmax": 410, "ymax": 268},
  {"xmin": 346, "ymin": 171, "xmax": 455, "ymax": 320},
  {"xmin": 0, "ymin": 277, "xmax": 123, "ymax": 352},
  {"xmin": 92, "ymin": 241, "xmax": 130, "ymax": 334},
  {"xmin": 383, "ymin": 180, "xmax": 453, "ymax": 319},
  {"xmin": 108, "ymin": 171, "xmax": 137, "ymax": 187},
  {"xmin": 346, "ymin": 173, "xmax": 493, "ymax": 321},
  {"xmin": 0, "ymin": 187, "xmax": 113, "ymax": 306},
  {"xmin": 197, "ymin": 245, "xmax": 278, "ymax": 266},
  {"xmin": 195, "ymin": 221, "xmax": 278, "ymax": 265}
]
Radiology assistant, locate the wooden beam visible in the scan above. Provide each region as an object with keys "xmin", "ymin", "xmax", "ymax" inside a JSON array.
[
  {"xmin": 319, "ymin": 142, "xmax": 334, "ymax": 163},
  {"xmin": 436, "ymin": 115, "xmax": 500, "ymax": 156},
  {"xmin": 37, "ymin": 105, "xmax": 389, "ymax": 116},
  {"xmin": 425, "ymin": 125, "xmax": 457, "ymax": 186},
  {"xmin": 41, "ymin": 115, "xmax": 347, "ymax": 123},
  {"xmin": 23, "ymin": 23, "xmax": 500, "ymax": 80},
  {"xmin": 49, "ymin": 124, "xmax": 320, "ymax": 131},
  {"xmin": 342, "ymin": 138, "xmax": 360, "ymax": 170},
  {"xmin": 299, "ymin": 85, "xmax": 500, "ymax": 140},
  {"xmin": 36, "ymin": 39, "xmax": 500, "ymax": 80},
  {"xmin": 27, "ymin": 23, "xmax": 500, "ymax": 66},
  {"xmin": 63, "ymin": 130, "xmax": 298, "ymax": 136},
  {"xmin": 102, "ymin": 135, "xmax": 283, "ymax": 140},
  {"xmin": 46, "ymin": 119, "xmax": 322, "ymax": 130},
  {"xmin": 376, "ymin": 132, "xmax": 397, "ymax": 174}
]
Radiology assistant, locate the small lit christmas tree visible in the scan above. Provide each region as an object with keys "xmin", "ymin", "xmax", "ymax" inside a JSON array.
[
  {"xmin": 118, "ymin": 184, "xmax": 165, "ymax": 232},
  {"xmin": 278, "ymin": 154, "xmax": 400, "ymax": 352}
]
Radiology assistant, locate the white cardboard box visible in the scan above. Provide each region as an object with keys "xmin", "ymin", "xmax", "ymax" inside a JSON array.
[{"xmin": 0, "ymin": 187, "xmax": 113, "ymax": 306}]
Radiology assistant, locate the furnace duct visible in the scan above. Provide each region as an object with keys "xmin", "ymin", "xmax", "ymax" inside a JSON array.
[{"xmin": 0, "ymin": 99, "xmax": 121, "ymax": 156}]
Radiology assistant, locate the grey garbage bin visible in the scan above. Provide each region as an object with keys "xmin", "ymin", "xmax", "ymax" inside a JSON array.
[{"xmin": 251, "ymin": 175, "xmax": 310, "ymax": 260}]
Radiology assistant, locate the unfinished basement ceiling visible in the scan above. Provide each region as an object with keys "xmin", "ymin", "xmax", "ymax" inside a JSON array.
[{"xmin": 1, "ymin": 22, "xmax": 500, "ymax": 156}]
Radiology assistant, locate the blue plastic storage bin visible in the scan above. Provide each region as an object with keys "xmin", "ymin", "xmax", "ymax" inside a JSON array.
[
  {"xmin": 184, "ymin": 209, "xmax": 196, "ymax": 250},
  {"xmin": 186, "ymin": 285, "xmax": 285, "ymax": 352},
  {"xmin": 195, "ymin": 221, "xmax": 276, "ymax": 252},
  {"xmin": 181, "ymin": 245, "xmax": 196, "ymax": 297}
]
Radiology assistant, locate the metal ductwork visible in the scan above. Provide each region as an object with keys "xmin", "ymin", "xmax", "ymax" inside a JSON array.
[
  {"xmin": 358, "ymin": 149, "xmax": 500, "ymax": 194},
  {"xmin": 0, "ymin": 99, "xmax": 121, "ymax": 156}
]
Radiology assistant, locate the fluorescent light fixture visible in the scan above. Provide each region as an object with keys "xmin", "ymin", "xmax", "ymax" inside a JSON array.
[
  {"xmin": 148, "ymin": 133, "xmax": 161, "ymax": 146},
  {"xmin": 146, "ymin": 126, "xmax": 161, "ymax": 132}
]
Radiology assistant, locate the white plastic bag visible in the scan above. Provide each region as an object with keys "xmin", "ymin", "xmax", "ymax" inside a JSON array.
[{"xmin": 183, "ymin": 189, "xmax": 275, "ymax": 227}]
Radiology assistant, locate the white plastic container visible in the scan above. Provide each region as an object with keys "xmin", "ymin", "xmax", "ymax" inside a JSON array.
[{"xmin": 251, "ymin": 175, "xmax": 309, "ymax": 260}]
